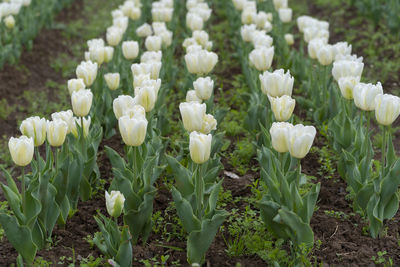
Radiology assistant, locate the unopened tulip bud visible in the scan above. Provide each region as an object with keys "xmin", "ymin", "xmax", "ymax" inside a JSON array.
[
  {"xmin": 9, "ymin": 136, "xmax": 34, "ymax": 167},
  {"xmin": 104, "ymin": 73, "xmax": 120, "ymax": 90},
  {"xmin": 338, "ymin": 76, "xmax": 360, "ymax": 100},
  {"xmin": 46, "ymin": 120, "xmax": 68, "ymax": 147},
  {"xmin": 186, "ymin": 90, "xmax": 202, "ymax": 103},
  {"xmin": 20, "ymin": 116, "xmax": 47, "ymax": 147},
  {"xmin": 201, "ymin": 114, "xmax": 217, "ymax": 134},
  {"xmin": 249, "ymin": 46, "xmax": 274, "ymax": 72},
  {"xmin": 278, "ymin": 8, "xmax": 292, "ymax": 23},
  {"xmin": 259, "ymin": 69, "xmax": 294, "ymax": 97},
  {"xmin": 105, "ymin": 191, "xmax": 125, "ymax": 218},
  {"xmin": 194, "ymin": 76, "xmax": 214, "ymax": 100},
  {"xmin": 285, "ymin": 34, "xmax": 294, "ymax": 46},
  {"xmin": 119, "ymin": 115, "xmax": 147, "ymax": 146},
  {"xmin": 71, "ymin": 89, "xmax": 93, "ymax": 117},
  {"xmin": 269, "ymin": 95, "xmax": 296, "ymax": 121},
  {"xmin": 113, "ymin": 95, "xmax": 137, "ymax": 119},
  {"xmin": 51, "ymin": 110, "xmax": 74, "ymax": 134},
  {"xmin": 179, "ymin": 102, "xmax": 206, "ymax": 132},
  {"xmin": 353, "ymin": 82, "xmax": 383, "ymax": 111},
  {"xmin": 76, "ymin": 61, "xmax": 98, "ymax": 87},
  {"xmin": 189, "ymin": 131, "xmax": 212, "ymax": 164},
  {"xmin": 287, "ymin": 124, "xmax": 317, "ymax": 159},
  {"xmin": 374, "ymin": 94, "xmax": 400, "ymax": 126},
  {"xmin": 270, "ymin": 122, "xmax": 293, "ymax": 153}
]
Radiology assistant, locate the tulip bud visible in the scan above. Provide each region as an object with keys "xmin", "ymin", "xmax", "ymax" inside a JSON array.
[
  {"xmin": 189, "ymin": 131, "xmax": 212, "ymax": 164},
  {"xmin": 136, "ymin": 23, "xmax": 153, "ymax": 37},
  {"xmin": 278, "ymin": 8, "xmax": 292, "ymax": 23},
  {"xmin": 287, "ymin": 124, "xmax": 317, "ymax": 159},
  {"xmin": 186, "ymin": 12, "xmax": 203, "ymax": 31},
  {"xmin": 5, "ymin": 15, "xmax": 15, "ymax": 29},
  {"xmin": 185, "ymin": 50, "xmax": 218, "ymax": 75},
  {"xmin": 145, "ymin": 35, "xmax": 162, "ymax": 51},
  {"xmin": 273, "ymin": 0, "xmax": 288, "ymax": 10},
  {"xmin": 179, "ymin": 102, "xmax": 206, "ymax": 132},
  {"xmin": 186, "ymin": 90, "xmax": 202, "ymax": 103},
  {"xmin": 249, "ymin": 46, "xmax": 274, "ymax": 72},
  {"xmin": 270, "ymin": 122, "xmax": 293, "ymax": 153},
  {"xmin": 20, "ymin": 116, "xmax": 47, "ymax": 147},
  {"xmin": 89, "ymin": 46, "xmax": 105, "ymax": 65},
  {"xmin": 104, "ymin": 46, "xmax": 114, "ymax": 63},
  {"xmin": 307, "ymin": 38, "xmax": 328, "ymax": 59},
  {"xmin": 338, "ymin": 76, "xmax": 360, "ymax": 100},
  {"xmin": 353, "ymin": 82, "xmax": 383, "ymax": 111},
  {"xmin": 374, "ymin": 94, "xmax": 400, "ymax": 126},
  {"xmin": 104, "ymin": 73, "xmax": 120, "ymax": 90},
  {"xmin": 113, "ymin": 16, "xmax": 129, "ymax": 33},
  {"xmin": 51, "ymin": 110, "xmax": 74, "ymax": 134},
  {"xmin": 140, "ymin": 51, "xmax": 162, "ymax": 63},
  {"xmin": 269, "ymin": 95, "xmax": 296, "ymax": 121},
  {"xmin": 106, "ymin": 26, "xmax": 123, "ymax": 46},
  {"xmin": 71, "ymin": 89, "xmax": 93, "ymax": 117},
  {"xmin": 119, "ymin": 115, "xmax": 148, "ymax": 146},
  {"xmin": 113, "ymin": 95, "xmax": 137, "ymax": 119},
  {"xmin": 134, "ymin": 86, "xmax": 158, "ymax": 112},
  {"xmin": 201, "ymin": 114, "xmax": 217, "ymax": 134},
  {"xmin": 9, "ymin": 136, "xmax": 34, "ymax": 167},
  {"xmin": 259, "ymin": 69, "xmax": 294, "ymax": 97},
  {"xmin": 241, "ymin": 24, "xmax": 257, "ymax": 42},
  {"xmin": 284, "ymin": 34, "xmax": 294, "ymax": 46},
  {"xmin": 317, "ymin": 44, "xmax": 333, "ymax": 66},
  {"xmin": 46, "ymin": 120, "xmax": 68, "ymax": 147},
  {"xmin": 332, "ymin": 57, "xmax": 364, "ymax": 82},
  {"xmin": 131, "ymin": 62, "xmax": 162, "ymax": 80},
  {"xmin": 194, "ymin": 76, "xmax": 214, "ymax": 100},
  {"xmin": 76, "ymin": 61, "xmax": 98, "ymax": 87},
  {"xmin": 105, "ymin": 191, "xmax": 125, "ymax": 218},
  {"xmin": 71, "ymin": 116, "xmax": 91, "ymax": 138},
  {"xmin": 158, "ymin": 30, "xmax": 173, "ymax": 47}
]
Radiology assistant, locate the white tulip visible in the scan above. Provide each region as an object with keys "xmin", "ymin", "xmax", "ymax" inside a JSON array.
[
  {"xmin": 133, "ymin": 74, "xmax": 151, "ymax": 89},
  {"xmin": 179, "ymin": 102, "xmax": 206, "ymax": 132},
  {"xmin": 285, "ymin": 34, "xmax": 294, "ymax": 46},
  {"xmin": 113, "ymin": 16, "xmax": 129, "ymax": 33},
  {"xmin": 131, "ymin": 62, "xmax": 162, "ymax": 80},
  {"xmin": 273, "ymin": 0, "xmax": 288, "ymax": 10},
  {"xmin": 145, "ymin": 35, "xmax": 162, "ymax": 51},
  {"xmin": 76, "ymin": 61, "xmax": 98, "ymax": 87},
  {"xmin": 140, "ymin": 51, "xmax": 162, "ymax": 63},
  {"xmin": 241, "ymin": 24, "xmax": 257, "ymax": 42},
  {"xmin": 269, "ymin": 95, "xmax": 296, "ymax": 122},
  {"xmin": 51, "ymin": 110, "xmax": 74, "ymax": 134},
  {"xmin": 303, "ymin": 27, "xmax": 329, "ymax": 43},
  {"xmin": 194, "ymin": 76, "xmax": 214, "ymax": 100},
  {"xmin": 185, "ymin": 50, "xmax": 218, "ymax": 75},
  {"xmin": 241, "ymin": 9, "xmax": 257, "ymax": 25},
  {"xmin": 105, "ymin": 191, "xmax": 125, "ymax": 218},
  {"xmin": 136, "ymin": 23, "xmax": 153, "ymax": 37},
  {"xmin": 113, "ymin": 95, "xmax": 137, "ymax": 119},
  {"xmin": 270, "ymin": 122, "xmax": 293, "ymax": 153},
  {"xmin": 249, "ymin": 46, "xmax": 274, "ymax": 72},
  {"xmin": 338, "ymin": 76, "xmax": 360, "ymax": 100},
  {"xmin": 106, "ymin": 26, "xmax": 123, "ymax": 46},
  {"xmin": 4, "ymin": 15, "xmax": 15, "ymax": 29},
  {"xmin": 71, "ymin": 89, "xmax": 93, "ymax": 117},
  {"xmin": 189, "ymin": 131, "xmax": 212, "ymax": 164},
  {"xmin": 9, "ymin": 136, "xmax": 34, "ymax": 167},
  {"xmin": 332, "ymin": 57, "xmax": 364, "ymax": 81},
  {"xmin": 104, "ymin": 73, "xmax": 120, "ymax": 91},
  {"xmin": 252, "ymin": 32, "xmax": 273, "ymax": 48},
  {"xmin": 20, "ymin": 116, "xmax": 47, "ymax": 146},
  {"xmin": 332, "ymin": 42, "xmax": 352, "ymax": 60},
  {"xmin": 134, "ymin": 86, "xmax": 158, "ymax": 112},
  {"xmin": 87, "ymin": 38, "xmax": 104, "ymax": 49},
  {"xmin": 186, "ymin": 90, "xmax": 202, "ymax": 103},
  {"xmin": 353, "ymin": 82, "xmax": 383, "ymax": 111},
  {"xmin": 186, "ymin": 12, "xmax": 204, "ymax": 31},
  {"xmin": 46, "ymin": 120, "xmax": 68, "ymax": 147},
  {"xmin": 278, "ymin": 8, "xmax": 292, "ymax": 23},
  {"xmin": 317, "ymin": 44, "xmax": 333, "ymax": 66},
  {"xmin": 259, "ymin": 69, "xmax": 294, "ymax": 97},
  {"xmin": 307, "ymin": 38, "xmax": 328, "ymax": 59},
  {"xmin": 287, "ymin": 124, "xmax": 317, "ymax": 159},
  {"xmin": 122, "ymin": 41, "xmax": 139, "ymax": 60},
  {"xmin": 104, "ymin": 46, "xmax": 114, "ymax": 63},
  {"xmin": 119, "ymin": 115, "xmax": 148, "ymax": 146},
  {"xmin": 375, "ymin": 94, "xmax": 400, "ymax": 126},
  {"xmin": 200, "ymin": 114, "xmax": 217, "ymax": 134}
]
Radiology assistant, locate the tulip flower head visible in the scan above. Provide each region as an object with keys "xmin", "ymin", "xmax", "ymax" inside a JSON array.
[
  {"xmin": 76, "ymin": 61, "xmax": 98, "ymax": 87},
  {"xmin": 145, "ymin": 35, "xmax": 162, "ymax": 51},
  {"xmin": 136, "ymin": 23, "xmax": 153, "ymax": 37},
  {"xmin": 186, "ymin": 90, "xmax": 202, "ymax": 103},
  {"xmin": 285, "ymin": 34, "xmax": 294, "ymax": 46},
  {"xmin": 9, "ymin": 136, "xmax": 34, "ymax": 167},
  {"xmin": 259, "ymin": 69, "xmax": 294, "ymax": 97},
  {"xmin": 270, "ymin": 122, "xmax": 293, "ymax": 153},
  {"xmin": 105, "ymin": 191, "xmax": 125, "ymax": 218},
  {"xmin": 194, "ymin": 76, "xmax": 214, "ymax": 100},
  {"xmin": 179, "ymin": 102, "xmax": 206, "ymax": 132},
  {"xmin": 68, "ymin": 78, "xmax": 86, "ymax": 95},
  {"xmin": 118, "ymin": 115, "xmax": 148, "ymax": 146},
  {"xmin": 122, "ymin": 41, "xmax": 139, "ymax": 60},
  {"xmin": 189, "ymin": 131, "xmax": 212, "ymax": 164},
  {"xmin": 185, "ymin": 50, "xmax": 218, "ymax": 75},
  {"xmin": 51, "ymin": 110, "xmax": 74, "ymax": 134},
  {"xmin": 71, "ymin": 89, "xmax": 93, "ymax": 117},
  {"xmin": 249, "ymin": 46, "xmax": 274, "ymax": 72},
  {"xmin": 113, "ymin": 95, "xmax": 138, "ymax": 119},
  {"xmin": 287, "ymin": 124, "xmax": 317, "ymax": 159},
  {"xmin": 269, "ymin": 95, "xmax": 296, "ymax": 122},
  {"xmin": 278, "ymin": 8, "xmax": 292, "ymax": 23},
  {"xmin": 71, "ymin": 116, "xmax": 91, "ymax": 138},
  {"xmin": 338, "ymin": 76, "xmax": 360, "ymax": 100},
  {"xmin": 20, "ymin": 116, "xmax": 47, "ymax": 147},
  {"xmin": 104, "ymin": 73, "xmax": 120, "ymax": 91},
  {"xmin": 200, "ymin": 114, "xmax": 217, "ymax": 134},
  {"xmin": 46, "ymin": 120, "xmax": 68, "ymax": 147},
  {"xmin": 374, "ymin": 94, "xmax": 400, "ymax": 126},
  {"xmin": 353, "ymin": 82, "xmax": 383, "ymax": 111}
]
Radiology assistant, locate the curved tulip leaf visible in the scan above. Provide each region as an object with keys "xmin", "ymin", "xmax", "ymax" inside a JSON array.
[
  {"xmin": 278, "ymin": 208, "xmax": 314, "ymax": 246},
  {"xmin": 171, "ymin": 186, "xmax": 201, "ymax": 233},
  {"xmin": 115, "ymin": 226, "xmax": 133, "ymax": 267}
]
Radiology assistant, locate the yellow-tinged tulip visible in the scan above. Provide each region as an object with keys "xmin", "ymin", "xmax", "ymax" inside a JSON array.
[
  {"xmin": 9, "ymin": 136, "xmax": 34, "ymax": 167},
  {"xmin": 118, "ymin": 115, "xmax": 148, "ymax": 146},
  {"xmin": 104, "ymin": 73, "xmax": 120, "ymax": 91},
  {"xmin": 4, "ymin": 15, "xmax": 15, "ymax": 29},
  {"xmin": 270, "ymin": 122, "xmax": 293, "ymax": 153},
  {"xmin": 113, "ymin": 95, "xmax": 138, "ymax": 119},
  {"xmin": 51, "ymin": 110, "xmax": 74, "ymax": 134},
  {"xmin": 284, "ymin": 34, "xmax": 294, "ymax": 46},
  {"xmin": 338, "ymin": 76, "xmax": 360, "ymax": 100},
  {"xmin": 46, "ymin": 120, "xmax": 68, "ymax": 147},
  {"xmin": 249, "ymin": 46, "xmax": 274, "ymax": 72},
  {"xmin": 71, "ymin": 89, "xmax": 93, "ymax": 117},
  {"xmin": 145, "ymin": 35, "xmax": 162, "ymax": 51},
  {"xmin": 76, "ymin": 61, "xmax": 98, "ymax": 87},
  {"xmin": 134, "ymin": 86, "xmax": 157, "ymax": 112},
  {"xmin": 89, "ymin": 46, "xmax": 105, "ymax": 65},
  {"xmin": 20, "ymin": 116, "xmax": 47, "ymax": 146},
  {"xmin": 269, "ymin": 95, "xmax": 296, "ymax": 121},
  {"xmin": 353, "ymin": 82, "xmax": 383, "ymax": 111},
  {"xmin": 273, "ymin": 0, "xmax": 288, "ymax": 10},
  {"xmin": 200, "ymin": 114, "xmax": 217, "ymax": 134},
  {"xmin": 374, "ymin": 94, "xmax": 400, "ymax": 126},
  {"xmin": 140, "ymin": 51, "xmax": 162, "ymax": 63},
  {"xmin": 186, "ymin": 12, "xmax": 203, "ymax": 31},
  {"xmin": 179, "ymin": 102, "xmax": 206, "ymax": 132},
  {"xmin": 71, "ymin": 116, "xmax": 91, "ymax": 138},
  {"xmin": 105, "ymin": 190, "xmax": 125, "ymax": 218},
  {"xmin": 104, "ymin": 46, "xmax": 114, "ymax": 63},
  {"xmin": 189, "ymin": 131, "xmax": 212, "ymax": 164},
  {"xmin": 136, "ymin": 23, "xmax": 153, "ymax": 38},
  {"xmin": 317, "ymin": 44, "xmax": 334, "ymax": 66},
  {"xmin": 122, "ymin": 41, "xmax": 139, "ymax": 60},
  {"xmin": 278, "ymin": 8, "xmax": 292, "ymax": 23},
  {"xmin": 287, "ymin": 124, "xmax": 317, "ymax": 159}
]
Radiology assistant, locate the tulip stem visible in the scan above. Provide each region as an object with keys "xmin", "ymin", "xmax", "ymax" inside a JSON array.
[
  {"xmin": 381, "ymin": 126, "xmax": 387, "ymax": 179},
  {"xmin": 80, "ymin": 116, "xmax": 85, "ymax": 158},
  {"xmin": 297, "ymin": 159, "xmax": 302, "ymax": 188},
  {"xmin": 359, "ymin": 111, "xmax": 364, "ymax": 133},
  {"xmin": 195, "ymin": 164, "xmax": 204, "ymax": 219},
  {"xmin": 21, "ymin": 167, "xmax": 26, "ymax": 214},
  {"xmin": 35, "ymin": 148, "xmax": 41, "ymax": 177}
]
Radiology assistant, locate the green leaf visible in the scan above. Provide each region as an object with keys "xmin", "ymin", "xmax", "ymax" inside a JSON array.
[
  {"xmin": 115, "ymin": 226, "xmax": 133, "ymax": 267},
  {"xmin": 166, "ymin": 155, "xmax": 193, "ymax": 196},
  {"xmin": 171, "ymin": 187, "xmax": 201, "ymax": 233},
  {"xmin": 278, "ymin": 208, "xmax": 314, "ymax": 246}
]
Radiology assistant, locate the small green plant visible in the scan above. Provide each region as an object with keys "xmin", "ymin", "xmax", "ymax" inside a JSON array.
[
  {"xmin": 371, "ymin": 251, "xmax": 393, "ymax": 266},
  {"xmin": 0, "ymin": 98, "xmax": 16, "ymax": 120}
]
